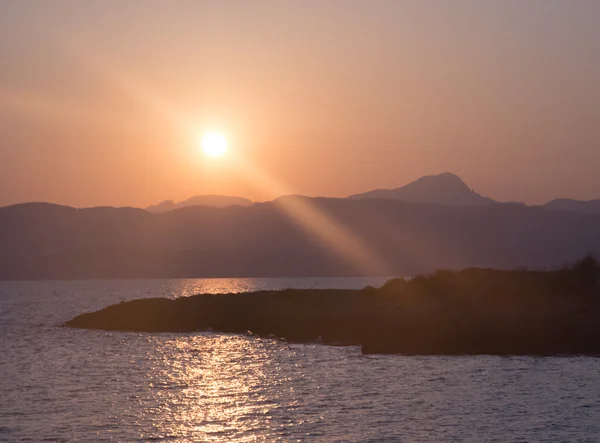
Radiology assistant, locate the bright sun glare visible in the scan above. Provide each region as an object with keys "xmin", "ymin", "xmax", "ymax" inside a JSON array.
[{"xmin": 201, "ymin": 131, "xmax": 228, "ymax": 158}]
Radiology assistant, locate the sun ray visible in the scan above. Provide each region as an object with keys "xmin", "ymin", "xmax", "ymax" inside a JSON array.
[
  {"xmin": 59, "ymin": 38, "xmax": 390, "ymax": 275},
  {"xmin": 231, "ymin": 152, "xmax": 391, "ymax": 276}
]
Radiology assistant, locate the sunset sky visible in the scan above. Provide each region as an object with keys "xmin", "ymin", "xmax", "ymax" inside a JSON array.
[{"xmin": 1, "ymin": 1, "xmax": 599, "ymax": 208}]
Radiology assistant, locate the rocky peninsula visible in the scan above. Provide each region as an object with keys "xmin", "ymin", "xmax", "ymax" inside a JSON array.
[{"xmin": 66, "ymin": 257, "xmax": 600, "ymax": 355}]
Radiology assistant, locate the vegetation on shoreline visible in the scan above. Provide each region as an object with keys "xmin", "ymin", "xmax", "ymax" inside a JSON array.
[{"xmin": 65, "ymin": 256, "xmax": 600, "ymax": 355}]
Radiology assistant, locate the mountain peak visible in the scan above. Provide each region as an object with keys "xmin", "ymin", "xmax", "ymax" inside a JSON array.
[
  {"xmin": 349, "ymin": 172, "xmax": 495, "ymax": 206},
  {"xmin": 147, "ymin": 195, "xmax": 253, "ymax": 213},
  {"xmin": 405, "ymin": 172, "xmax": 468, "ymax": 189}
]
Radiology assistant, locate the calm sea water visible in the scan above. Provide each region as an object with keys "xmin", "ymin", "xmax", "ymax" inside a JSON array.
[{"xmin": 1, "ymin": 278, "xmax": 600, "ymax": 442}]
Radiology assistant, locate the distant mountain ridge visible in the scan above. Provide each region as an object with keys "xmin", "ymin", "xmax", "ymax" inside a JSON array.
[
  {"xmin": 541, "ymin": 199, "xmax": 600, "ymax": 214},
  {"xmin": 4, "ymin": 172, "xmax": 599, "ymax": 215},
  {"xmin": 348, "ymin": 172, "xmax": 496, "ymax": 206},
  {"xmin": 147, "ymin": 195, "xmax": 253, "ymax": 213},
  {"xmin": 140, "ymin": 173, "xmax": 600, "ymax": 214},
  {"xmin": 2, "ymin": 197, "xmax": 600, "ymax": 279}
]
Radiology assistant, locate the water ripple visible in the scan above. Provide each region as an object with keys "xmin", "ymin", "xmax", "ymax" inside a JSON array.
[{"xmin": 2, "ymin": 279, "xmax": 600, "ymax": 441}]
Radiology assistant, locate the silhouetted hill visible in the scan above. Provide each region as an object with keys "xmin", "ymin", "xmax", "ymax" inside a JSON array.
[
  {"xmin": 147, "ymin": 195, "xmax": 253, "ymax": 212},
  {"xmin": 66, "ymin": 258, "xmax": 600, "ymax": 355},
  {"xmin": 542, "ymin": 199, "xmax": 600, "ymax": 214},
  {"xmin": 348, "ymin": 172, "xmax": 496, "ymax": 206},
  {"xmin": 1, "ymin": 198, "xmax": 600, "ymax": 279}
]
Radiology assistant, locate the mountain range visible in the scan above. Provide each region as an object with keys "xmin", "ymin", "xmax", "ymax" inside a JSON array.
[
  {"xmin": 143, "ymin": 172, "xmax": 600, "ymax": 214},
  {"xmin": 1, "ymin": 172, "xmax": 599, "ymax": 279},
  {"xmin": 541, "ymin": 198, "xmax": 600, "ymax": 214},
  {"xmin": 147, "ymin": 195, "xmax": 253, "ymax": 213},
  {"xmin": 348, "ymin": 172, "xmax": 497, "ymax": 206}
]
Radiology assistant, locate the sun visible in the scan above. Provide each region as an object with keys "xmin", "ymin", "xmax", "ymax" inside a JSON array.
[{"xmin": 201, "ymin": 131, "xmax": 228, "ymax": 158}]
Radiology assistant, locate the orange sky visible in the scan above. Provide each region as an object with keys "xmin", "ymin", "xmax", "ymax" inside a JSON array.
[{"xmin": 1, "ymin": 1, "xmax": 599, "ymax": 207}]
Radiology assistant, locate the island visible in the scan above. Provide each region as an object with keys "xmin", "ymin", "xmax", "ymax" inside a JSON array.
[{"xmin": 65, "ymin": 257, "xmax": 600, "ymax": 356}]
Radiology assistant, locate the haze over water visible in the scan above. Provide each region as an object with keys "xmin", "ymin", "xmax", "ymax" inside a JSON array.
[{"xmin": 2, "ymin": 278, "xmax": 600, "ymax": 442}]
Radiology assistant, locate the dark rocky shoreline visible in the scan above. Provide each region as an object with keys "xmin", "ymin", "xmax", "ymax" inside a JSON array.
[{"xmin": 65, "ymin": 258, "xmax": 600, "ymax": 356}]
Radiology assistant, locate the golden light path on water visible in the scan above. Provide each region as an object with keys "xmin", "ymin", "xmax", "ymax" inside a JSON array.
[
  {"xmin": 115, "ymin": 277, "xmax": 391, "ymax": 441},
  {"xmin": 140, "ymin": 335, "xmax": 298, "ymax": 441},
  {"xmin": 3, "ymin": 280, "xmax": 598, "ymax": 442}
]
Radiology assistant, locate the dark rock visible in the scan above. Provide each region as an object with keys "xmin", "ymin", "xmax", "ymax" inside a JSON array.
[{"xmin": 66, "ymin": 260, "xmax": 600, "ymax": 356}]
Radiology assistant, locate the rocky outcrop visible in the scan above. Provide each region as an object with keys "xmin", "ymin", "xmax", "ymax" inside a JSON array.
[{"xmin": 66, "ymin": 261, "xmax": 600, "ymax": 356}]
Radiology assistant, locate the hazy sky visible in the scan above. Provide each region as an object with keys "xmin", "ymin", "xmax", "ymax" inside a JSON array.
[{"xmin": 1, "ymin": 1, "xmax": 599, "ymax": 207}]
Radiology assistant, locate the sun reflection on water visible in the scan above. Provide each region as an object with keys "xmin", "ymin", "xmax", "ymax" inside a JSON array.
[
  {"xmin": 109, "ymin": 277, "xmax": 392, "ymax": 441},
  {"xmin": 171, "ymin": 279, "xmax": 271, "ymax": 298},
  {"xmin": 139, "ymin": 334, "xmax": 307, "ymax": 442},
  {"xmin": 161, "ymin": 277, "xmax": 390, "ymax": 299}
]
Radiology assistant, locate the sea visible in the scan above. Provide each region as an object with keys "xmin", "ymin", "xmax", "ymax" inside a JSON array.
[{"xmin": 1, "ymin": 278, "xmax": 600, "ymax": 442}]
